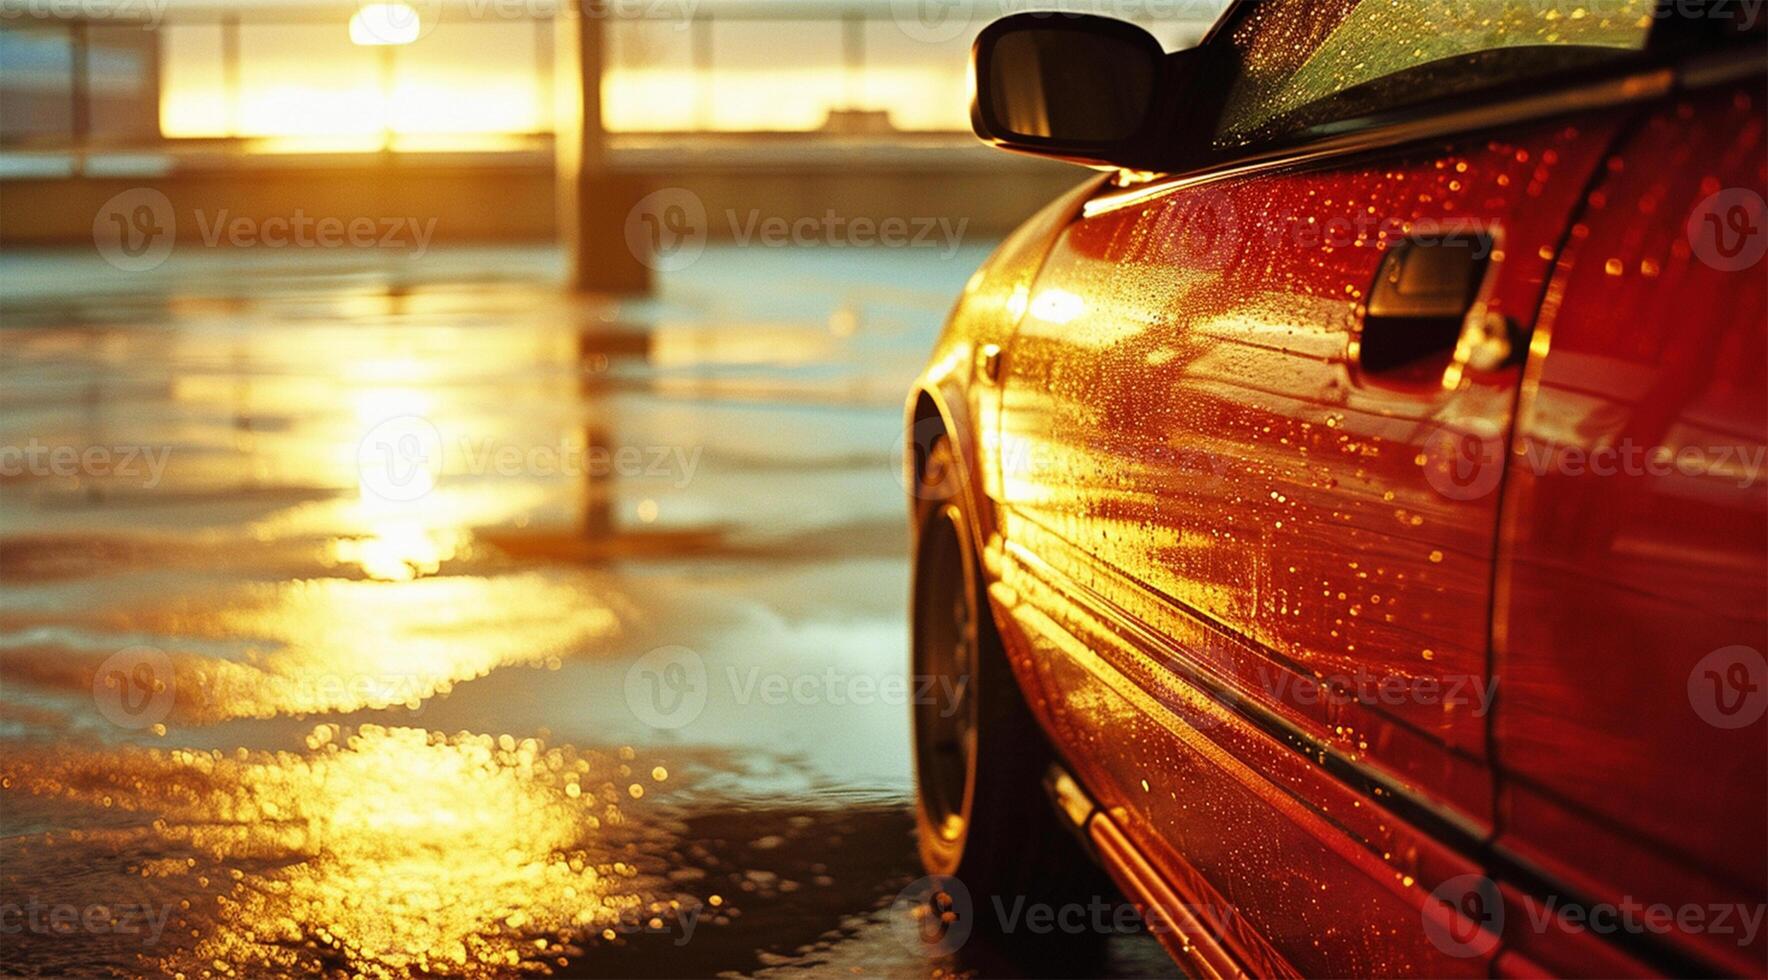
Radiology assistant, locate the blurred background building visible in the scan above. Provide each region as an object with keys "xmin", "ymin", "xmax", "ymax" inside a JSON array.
[
  {"xmin": 0, "ymin": 0, "xmax": 1228, "ymax": 257},
  {"xmin": 0, "ymin": 8, "xmax": 1226, "ymax": 973}
]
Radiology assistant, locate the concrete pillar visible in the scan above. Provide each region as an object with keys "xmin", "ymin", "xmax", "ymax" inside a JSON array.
[{"xmin": 555, "ymin": 0, "xmax": 651, "ymax": 294}]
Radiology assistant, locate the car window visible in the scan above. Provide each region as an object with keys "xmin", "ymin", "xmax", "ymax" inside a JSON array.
[{"xmin": 1213, "ymin": 0, "xmax": 1657, "ymax": 148}]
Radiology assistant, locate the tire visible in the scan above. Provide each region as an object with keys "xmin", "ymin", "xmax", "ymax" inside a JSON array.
[{"xmin": 909, "ymin": 436, "xmax": 1108, "ymax": 946}]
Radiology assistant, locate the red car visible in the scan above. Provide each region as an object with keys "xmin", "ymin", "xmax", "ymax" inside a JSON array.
[{"xmin": 903, "ymin": 1, "xmax": 1767, "ymax": 976}]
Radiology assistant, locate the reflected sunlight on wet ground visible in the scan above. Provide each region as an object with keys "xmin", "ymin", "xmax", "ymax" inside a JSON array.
[{"xmin": 0, "ymin": 245, "xmax": 1176, "ymax": 978}]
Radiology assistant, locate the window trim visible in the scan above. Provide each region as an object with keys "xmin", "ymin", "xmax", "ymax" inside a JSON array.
[{"xmin": 1088, "ymin": 44, "xmax": 1760, "ymax": 218}]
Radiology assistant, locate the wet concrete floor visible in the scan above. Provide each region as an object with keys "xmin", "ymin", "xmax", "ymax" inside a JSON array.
[{"xmin": 0, "ymin": 244, "xmax": 1177, "ymax": 979}]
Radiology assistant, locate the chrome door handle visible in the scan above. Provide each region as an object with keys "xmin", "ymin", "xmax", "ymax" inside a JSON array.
[{"xmin": 1359, "ymin": 230, "xmax": 1517, "ymax": 379}]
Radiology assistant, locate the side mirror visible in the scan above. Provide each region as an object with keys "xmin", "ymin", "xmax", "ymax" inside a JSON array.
[{"xmin": 970, "ymin": 14, "xmax": 1165, "ymax": 170}]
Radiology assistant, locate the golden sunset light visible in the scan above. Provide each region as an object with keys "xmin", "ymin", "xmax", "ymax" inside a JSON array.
[
  {"xmin": 5, "ymin": 1, "xmax": 1761, "ymax": 979},
  {"xmin": 350, "ymin": 1, "xmax": 424, "ymax": 45}
]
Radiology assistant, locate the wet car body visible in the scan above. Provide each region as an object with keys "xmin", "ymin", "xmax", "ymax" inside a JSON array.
[{"xmin": 905, "ymin": 2, "xmax": 1767, "ymax": 976}]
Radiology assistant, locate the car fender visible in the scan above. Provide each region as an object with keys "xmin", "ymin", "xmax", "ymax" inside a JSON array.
[{"xmin": 904, "ymin": 175, "xmax": 1107, "ymax": 564}]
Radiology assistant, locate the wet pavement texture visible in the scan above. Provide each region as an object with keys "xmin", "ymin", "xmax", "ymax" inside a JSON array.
[{"xmin": 0, "ymin": 245, "xmax": 1178, "ymax": 979}]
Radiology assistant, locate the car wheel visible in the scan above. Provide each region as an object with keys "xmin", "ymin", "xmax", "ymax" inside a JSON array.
[{"xmin": 910, "ymin": 436, "xmax": 1107, "ymax": 940}]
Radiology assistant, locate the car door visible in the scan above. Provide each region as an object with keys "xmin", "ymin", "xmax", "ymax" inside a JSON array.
[
  {"xmin": 1491, "ymin": 78, "xmax": 1767, "ymax": 978},
  {"xmin": 988, "ymin": 0, "xmax": 1665, "ymax": 974}
]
